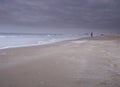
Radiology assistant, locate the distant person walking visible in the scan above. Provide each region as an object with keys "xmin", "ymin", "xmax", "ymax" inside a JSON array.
[{"xmin": 91, "ymin": 32, "xmax": 93, "ymax": 38}]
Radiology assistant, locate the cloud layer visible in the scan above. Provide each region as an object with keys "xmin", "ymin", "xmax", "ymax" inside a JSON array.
[{"xmin": 0, "ymin": 0, "xmax": 120, "ymax": 29}]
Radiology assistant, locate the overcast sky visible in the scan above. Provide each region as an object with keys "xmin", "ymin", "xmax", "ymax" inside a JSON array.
[{"xmin": 0, "ymin": 0, "xmax": 120, "ymax": 33}]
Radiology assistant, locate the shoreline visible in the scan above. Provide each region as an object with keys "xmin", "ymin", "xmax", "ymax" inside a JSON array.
[
  {"xmin": 0, "ymin": 33, "xmax": 89, "ymax": 50},
  {"xmin": 0, "ymin": 36, "xmax": 88, "ymax": 50},
  {"xmin": 1, "ymin": 34, "xmax": 120, "ymax": 50},
  {"xmin": 0, "ymin": 39, "xmax": 69, "ymax": 50}
]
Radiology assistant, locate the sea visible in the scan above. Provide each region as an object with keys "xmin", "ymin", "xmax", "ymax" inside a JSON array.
[{"xmin": 0, "ymin": 33, "xmax": 88, "ymax": 49}]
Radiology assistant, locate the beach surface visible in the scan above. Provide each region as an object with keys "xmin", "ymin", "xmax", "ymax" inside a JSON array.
[{"xmin": 0, "ymin": 34, "xmax": 120, "ymax": 87}]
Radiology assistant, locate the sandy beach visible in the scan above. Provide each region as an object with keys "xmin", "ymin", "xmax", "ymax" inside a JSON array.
[{"xmin": 0, "ymin": 34, "xmax": 120, "ymax": 87}]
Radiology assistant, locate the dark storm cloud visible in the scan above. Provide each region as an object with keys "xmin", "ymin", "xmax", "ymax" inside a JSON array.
[{"xmin": 0, "ymin": 0, "xmax": 120, "ymax": 29}]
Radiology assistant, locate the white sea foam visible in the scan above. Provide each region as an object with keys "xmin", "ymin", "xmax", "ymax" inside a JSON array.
[{"xmin": 0, "ymin": 34, "xmax": 88, "ymax": 49}]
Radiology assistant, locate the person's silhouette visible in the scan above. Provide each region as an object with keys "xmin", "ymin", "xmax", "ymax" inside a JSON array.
[{"xmin": 91, "ymin": 32, "xmax": 93, "ymax": 38}]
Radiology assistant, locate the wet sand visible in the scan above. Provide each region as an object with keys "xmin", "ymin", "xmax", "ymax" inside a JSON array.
[{"xmin": 0, "ymin": 34, "xmax": 120, "ymax": 87}]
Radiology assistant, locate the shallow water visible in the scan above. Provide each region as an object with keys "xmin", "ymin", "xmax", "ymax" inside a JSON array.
[{"xmin": 0, "ymin": 33, "xmax": 88, "ymax": 49}]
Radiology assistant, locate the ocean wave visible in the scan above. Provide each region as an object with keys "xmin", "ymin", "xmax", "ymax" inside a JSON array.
[{"xmin": 0, "ymin": 34, "xmax": 88, "ymax": 49}]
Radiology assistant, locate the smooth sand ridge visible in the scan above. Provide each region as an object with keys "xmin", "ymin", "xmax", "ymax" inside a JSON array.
[{"xmin": 0, "ymin": 35, "xmax": 120, "ymax": 87}]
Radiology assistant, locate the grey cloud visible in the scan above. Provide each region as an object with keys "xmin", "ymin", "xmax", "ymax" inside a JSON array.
[{"xmin": 0, "ymin": 0, "xmax": 120, "ymax": 30}]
